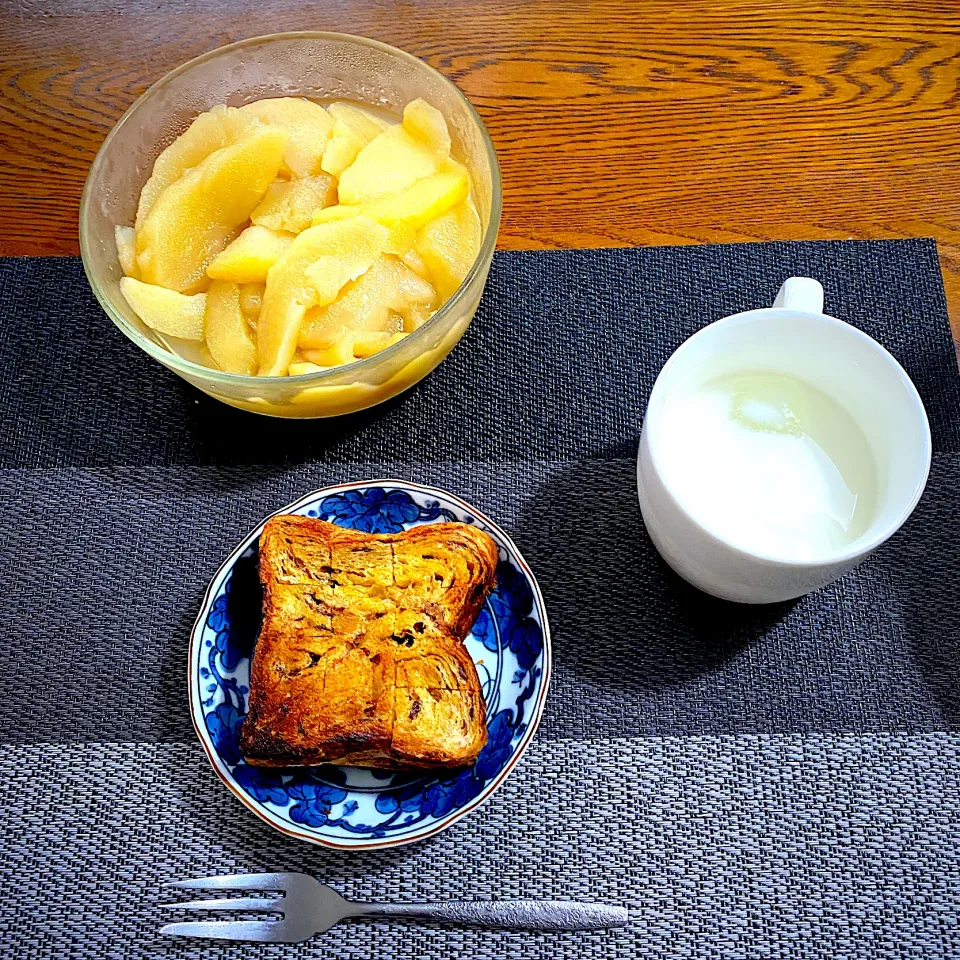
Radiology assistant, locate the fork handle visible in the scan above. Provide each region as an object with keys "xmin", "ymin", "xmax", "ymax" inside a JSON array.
[{"xmin": 354, "ymin": 899, "xmax": 628, "ymax": 931}]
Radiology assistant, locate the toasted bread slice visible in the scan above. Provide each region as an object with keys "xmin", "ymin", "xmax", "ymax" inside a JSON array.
[{"xmin": 240, "ymin": 515, "xmax": 498, "ymax": 768}]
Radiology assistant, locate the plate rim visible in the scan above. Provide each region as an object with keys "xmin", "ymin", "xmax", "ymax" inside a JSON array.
[{"xmin": 188, "ymin": 478, "xmax": 553, "ymax": 850}]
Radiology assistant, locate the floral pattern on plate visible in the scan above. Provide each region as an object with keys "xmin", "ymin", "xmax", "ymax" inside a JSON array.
[{"xmin": 190, "ymin": 480, "xmax": 551, "ymax": 849}]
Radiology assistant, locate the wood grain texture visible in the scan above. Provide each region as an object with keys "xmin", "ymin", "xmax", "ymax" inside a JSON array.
[{"xmin": 2, "ymin": 0, "xmax": 959, "ymax": 341}]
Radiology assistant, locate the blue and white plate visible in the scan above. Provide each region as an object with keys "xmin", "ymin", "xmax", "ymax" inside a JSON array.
[{"xmin": 189, "ymin": 480, "xmax": 551, "ymax": 850}]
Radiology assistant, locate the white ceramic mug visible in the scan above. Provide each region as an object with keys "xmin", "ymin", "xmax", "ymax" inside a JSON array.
[{"xmin": 637, "ymin": 278, "xmax": 932, "ymax": 604}]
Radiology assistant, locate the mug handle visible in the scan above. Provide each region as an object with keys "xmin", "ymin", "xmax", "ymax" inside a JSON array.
[{"xmin": 773, "ymin": 277, "xmax": 824, "ymax": 313}]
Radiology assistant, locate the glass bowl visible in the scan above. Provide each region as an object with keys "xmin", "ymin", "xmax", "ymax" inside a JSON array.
[{"xmin": 79, "ymin": 32, "xmax": 501, "ymax": 418}]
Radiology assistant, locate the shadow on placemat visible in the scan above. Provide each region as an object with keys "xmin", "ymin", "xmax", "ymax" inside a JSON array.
[
  {"xmin": 177, "ymin": 378, "xmax": 417, "ymax": 456},
  {"xmin": 514, "ymin": 457, "xmax": 797, "ymax": 692},
  {"xmin": 508, "ymin": 455, "xmax": 960, "ymax": 736}
]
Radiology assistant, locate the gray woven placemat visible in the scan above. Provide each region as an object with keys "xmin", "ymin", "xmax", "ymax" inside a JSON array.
[{"xmin": 1, "ymin": 240, "xmax": 958, "ymax": 960}]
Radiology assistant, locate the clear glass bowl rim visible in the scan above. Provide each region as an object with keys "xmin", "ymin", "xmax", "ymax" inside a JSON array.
[{"xmin": 78, "ymin": 30, "xmax": 503, "ymax": 387}]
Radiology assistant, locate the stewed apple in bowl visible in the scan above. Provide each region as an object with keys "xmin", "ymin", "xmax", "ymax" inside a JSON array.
[{"xmin": 80, "ymin": 33, "xmax": 501, "ymax": 417}]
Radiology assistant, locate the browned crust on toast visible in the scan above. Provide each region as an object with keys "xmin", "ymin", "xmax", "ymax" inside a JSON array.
[{"xmin": 240, "ymin": 515, "xmax": 498, "ymax": 769}]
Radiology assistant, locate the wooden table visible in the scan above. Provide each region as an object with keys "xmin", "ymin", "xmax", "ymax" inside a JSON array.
[{"xmin": 2, "ymin": 0, "xmax": 959, "ymax": 348}]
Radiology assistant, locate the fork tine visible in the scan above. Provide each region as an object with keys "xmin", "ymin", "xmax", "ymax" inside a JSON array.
[
  {"xmin": 160, "ymin": 920, "xmax": 293, "ymax": 943},
  {"xmin": 164, "ymin": 873, "xmax": 291, "ymax": 892},
  {"xmin": 160, "ymin": 897, "xmax": 281, "ymax": 913}
]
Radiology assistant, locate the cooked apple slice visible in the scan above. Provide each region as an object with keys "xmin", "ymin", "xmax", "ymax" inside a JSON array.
[
  {"xmin": 320, "ymin": 119, "xmax": 369, "ymax": 178},
  {"xmin": 310, "ymin": 163, "xmax": 466, "ymax": 263},
  {"xmin": 299, "ymin": 257, "xmax": 434, "ymax": 349},
  {"xmin": 364, "ymin": 163, "xmax": 470, "ymax": 233},
  {"xmin": 402, "ymin": 302, "xmax": 433, "ymax": 331},
  {"xmin": 301, "ymin": 329, "xmax": 407, "ymax": 367},
  {"xmin": 321, "ymin": 103, "xmax": 392, "ymax": 177},
  {"xmin": 300, "ymin": 340, "xmax": 357, "ymax": 368},
  {"xmin": 312, "ymin": 204, "xmax": 413, "ymax": 256},
  {"xmin": 207, "ymin": 225, "xmax": 294, "ymax": 283},
  {"xmin": 310, "ymin": 205, "xmax": 358, "ymax": 226},
  {"xmin": 288, "ymin": 360, "xmax": 328, "ymax": 375},
  {"xmin": 250, "ymin": 175, "xmax": 337, "ymax": 234},
  {"xmin": 352, "ymin": 330, "xmax": 408, "ymax": 358},
  {"xmin": 137, "ymin": 125, "xmax": 287, "ymax": 293},
  {"xmin": 337, "ymin": 122, "xmax": 441, "ymax": 205},
  {"xmin": 414, "ymin": 197, "xmax": 482, "ymax": 298},
  {"xmin": 238, "ymin": 282, "xmax": 265, "ymax": 320},
  {"xmin": 298, "ymin": 261, "xmax": 400, "ymax": 349},
  {"xmin": 115, "ymin": 225, "xmax": 139, "ymax": 279},
  {"xmin": 313, "ymin": 162, "xmax": 468, "ymax": 234},
  {"xmin": 204, "ymin": 280, "xmax": 257, "ymax": 374},
  {"xmin": 327, "ymin": 101, "xmax": 390, "ymax": 141},
  {"xmin": 392, "ymin": 259, "xmax": 438, "ymax": 310},
  {"xmin": 238, "ymin": 97, "xmax": 333, "ymax": 178},
  {"xmin": 119, "ymin": 277, "xmax": 206, "ymax": 339},
  {"xmin": 257, "ymin": 216, "xmax": 389, "ymax": 376},
  {"xmin": 382, "ymin": 226, "xmax": 416, "ymax": 258},
  {"xmin": 135, "ymin": 105, "xmax": 254, "ymax": 228},
  {"xmin": 401, "ymin": 247, "xmax": 430, "ymax": 280},
  {"xmin": 402, "ymin": 98, "xmax": 451, "ymax": 162}
]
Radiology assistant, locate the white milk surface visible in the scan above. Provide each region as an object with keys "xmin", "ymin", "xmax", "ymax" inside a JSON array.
[{"xmin": 657, "ymin": 371, "xmax": 878, "ymax": 561}]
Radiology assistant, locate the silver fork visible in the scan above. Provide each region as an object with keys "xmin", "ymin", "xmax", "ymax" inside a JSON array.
[{"xmin": 160, "ymin": 872, "xmax": 629, "ymax": 942}]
